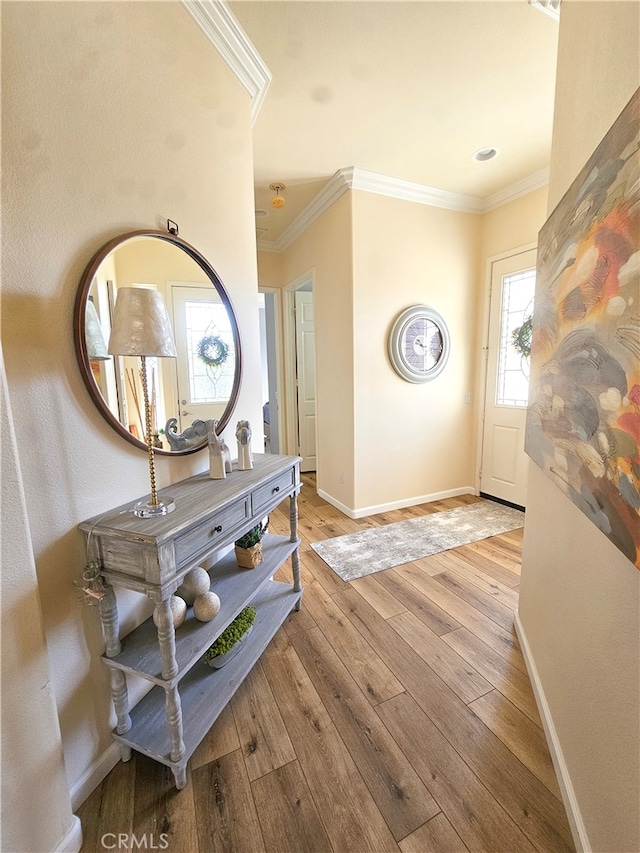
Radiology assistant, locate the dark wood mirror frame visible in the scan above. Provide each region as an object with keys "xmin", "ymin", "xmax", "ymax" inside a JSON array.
[{"xmin": 73, "ymin": 230, "xmax": 242, "ymax": 456}]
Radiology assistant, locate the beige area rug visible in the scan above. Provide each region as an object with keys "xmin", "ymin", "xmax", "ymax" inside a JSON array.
[{"xmin": 310, "ymin": 499, "xmax": 525, "ymax": 582}]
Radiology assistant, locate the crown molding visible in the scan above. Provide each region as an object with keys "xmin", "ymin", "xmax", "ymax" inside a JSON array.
[
  {"xmin": 182, "ymin": 0, "xmax": 271, "ymax": 125},
  {"xmin": 258, "ymin": 166, "xmax": 550, "ymax": 254},
  {"xmin": 350, "ymin": 168, "xmax": 484, "ymax": 214},
  {"xmin": 257, "ymin": 168, "xmax": 354, "ymax": 253},
  {"xmin": 482, "ymin": 167, "xmax": 550, "ymax": 213}
]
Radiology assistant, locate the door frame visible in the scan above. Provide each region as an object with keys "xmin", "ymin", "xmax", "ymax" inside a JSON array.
[
  {"xmin": 258, "ymin": 286, "xmax": 285, "ymax": 454},
  {"xmin": 282, "ymin": 269, "xmax": 315, "ymax": 459},
  {"xmin": 475, "ymin": 242, "xmax": 537, "ymax": 496}
]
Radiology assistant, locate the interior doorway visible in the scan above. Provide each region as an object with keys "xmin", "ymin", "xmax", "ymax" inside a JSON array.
[
  {"xmin": 283, "ymin": 272, "xmax": 317, "ymax": 472},
  {"xmin": 479, "ymin": 248, "xmax": 537, "ymax": 508},
  {"xmin": 258, "ymin": 289, "xmax": 283, "ymax": 454}
]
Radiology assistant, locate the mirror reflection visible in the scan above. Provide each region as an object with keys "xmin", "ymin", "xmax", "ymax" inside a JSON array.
[{"xmin": 75, "ymin": 232, "xmax": 241, "ymax": 455}]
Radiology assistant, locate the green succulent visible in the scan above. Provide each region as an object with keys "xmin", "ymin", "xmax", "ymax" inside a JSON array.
[
  {"xmin": 234, "ymin": 520, "xmax": 268, "ymax": 549},
  {"xmin": 203, "ymin": 606, "xmax": 256, "ymax": 660}
]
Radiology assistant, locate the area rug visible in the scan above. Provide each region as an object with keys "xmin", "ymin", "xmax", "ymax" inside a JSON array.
[{"xmin": 310, "ymin": 500, "xmax": 525, "ymax": 582}]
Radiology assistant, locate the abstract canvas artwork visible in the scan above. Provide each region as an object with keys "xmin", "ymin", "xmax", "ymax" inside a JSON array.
[{"xmin": 525, "ymin": 87, "xmax": 640, "ymax": 568}]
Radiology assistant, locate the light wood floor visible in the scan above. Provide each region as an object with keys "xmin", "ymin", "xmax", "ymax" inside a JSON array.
[{"xmin": 78, "ymin": 474, "xmax": 574, "ymax": 853}]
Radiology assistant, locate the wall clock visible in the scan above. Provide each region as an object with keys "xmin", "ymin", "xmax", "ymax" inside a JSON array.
[{"xmin": 388, "ymin": 305, "xmax": 450, "ymax": 383}]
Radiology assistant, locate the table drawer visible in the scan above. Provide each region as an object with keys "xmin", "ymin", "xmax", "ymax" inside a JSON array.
[
  {"xmin": 175, "ymin": 498, "xmax": 249, "ymax": 568},
  {"xmin": 251, "ymin": 468, "xmax": 295, "ymax": 515}
]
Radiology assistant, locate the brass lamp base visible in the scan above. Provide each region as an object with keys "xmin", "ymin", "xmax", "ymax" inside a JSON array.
[{"xmin": 133, "ymin": 496, "xmax": 176, "ymax": 518}]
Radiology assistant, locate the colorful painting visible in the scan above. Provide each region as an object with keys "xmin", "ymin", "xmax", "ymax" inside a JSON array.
[{"xmin": 525, "ymin": 87, "xmax": 640, "ymax": 568}]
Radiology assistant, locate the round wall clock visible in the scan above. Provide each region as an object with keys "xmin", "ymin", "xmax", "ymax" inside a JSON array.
[{"xmin": 388, "ymin": 305, "xmax": 450, "ymax": 383}]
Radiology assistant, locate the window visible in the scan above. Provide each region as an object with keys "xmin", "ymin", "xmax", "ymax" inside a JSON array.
[
  {"xmin": 496, "ymin": 268, "xmax": 536, "ymax": 407},
  {"xmin": 185, "ymin": 301, "xmax": 235, "ymax": 403}
]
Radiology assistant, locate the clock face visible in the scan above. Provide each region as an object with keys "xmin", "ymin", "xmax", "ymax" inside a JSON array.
[{"xmin": 388, "ymin": 305, "xmax": 449, "ymax": 383}]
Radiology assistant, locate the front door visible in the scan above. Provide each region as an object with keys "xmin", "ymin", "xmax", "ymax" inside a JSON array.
[{"xmin": 480, "ymin": 249, "xmax": 537, "ymax": 507}]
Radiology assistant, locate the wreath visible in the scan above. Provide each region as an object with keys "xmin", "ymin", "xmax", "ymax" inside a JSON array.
[
  {"xmin": 511, "ymin": 316, "xmax": 533, "ymax": 359},
  {"xmin": 196, "ymin": 335, "xmax": 229, "ymax": 368}
]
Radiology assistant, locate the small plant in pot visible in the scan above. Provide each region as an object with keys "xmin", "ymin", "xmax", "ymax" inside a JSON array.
[
  {"xmin": 204, "ymin": 606, "xmax": 256, "ymax": 669},
  {"xmin": 234, "ymin": 519, "xmax": 268, "ymax": 569}
]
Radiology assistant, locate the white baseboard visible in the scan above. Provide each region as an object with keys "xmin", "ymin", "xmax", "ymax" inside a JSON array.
[
  {"xmin": 514, "ymin": 611, "xmax": 590, "ymax": 853},
  {"xmin": 70, "ymin": 741, "xmax": 121, "ymax": 810},
  {"xmin": 56, "ymin": 815, "xmax": 83, "ymax": 853},
  {"xmin": 316, "ymin": 486, "xmax": 476, "ymax": 520}
]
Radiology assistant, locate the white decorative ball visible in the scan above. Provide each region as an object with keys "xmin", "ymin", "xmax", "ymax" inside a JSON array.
[
  {"xmin": 176, "ymin": 566, "xmax": 210, "ymax": 605},
  {"xmin": 193, "ymin": 591, "xmax": 221, "ymax": 622},
  {"xmin": 152, "ymin": 595, "xmax": 187, "ymax": 629}
]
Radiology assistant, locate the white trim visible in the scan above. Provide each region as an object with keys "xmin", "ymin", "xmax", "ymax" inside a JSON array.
[
  {"xmin": 70, "ymin": 741, "xmax": 121, "ymax": 810},
  {"xmin": 55, "ymin": 816, "xmax": 83, "ymax": 853},
  {"xmin": 351, "ymin": 168, "xmax": 484, "ymax": 213},
  {"xmin": 514, "ymin": 612, "xmax": 590, "ymax": 853},
  {"xmin": 317, "ymin": 486, "xmax": 476, "ymax": 520},
  {"xmin": 258, "ymin": 169, "xmax": 353, "ymax": 253},
  {"xmin": 257, "ymin": 167, "xmax": 549, "ymax": 254},
  {"xmin": 482, "ymin": 167, "xmax": 550, "ymax": 213},
  {"xmin": 181, "ymin": 0, "xmax": 271, "ymax": 125}
]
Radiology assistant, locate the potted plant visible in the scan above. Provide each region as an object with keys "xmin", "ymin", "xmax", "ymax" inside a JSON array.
[
  {"xmin": 234, "ymin": 519, "xmax": 268, "ymax": 568},
  {"xmin": 204, "ymin": 606, "xmax": 256, "ymax": 669}
]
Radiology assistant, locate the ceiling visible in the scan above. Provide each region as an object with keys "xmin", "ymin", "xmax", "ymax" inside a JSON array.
[{"xmin": 228, "ymin": 1, "xmax": 560, "ymax": 247}]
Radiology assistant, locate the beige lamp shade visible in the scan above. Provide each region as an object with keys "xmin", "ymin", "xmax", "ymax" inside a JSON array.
[
  {"xmin": 108, "ymin": 287, "xmax": 177, "ymax": 357},
  {"xmin": 85, "ymin": 299, "xmax": 110, "ymax": 360}
]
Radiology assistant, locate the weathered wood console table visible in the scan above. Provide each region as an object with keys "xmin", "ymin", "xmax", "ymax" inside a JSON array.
[{"xmin": 80, "ymin": 453, "xmax": 302, "ymax": 788}]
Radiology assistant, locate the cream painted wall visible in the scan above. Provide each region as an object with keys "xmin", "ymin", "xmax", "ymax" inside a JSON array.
[
  {"xmin": 480, "ymin": 186, "xmax": 548, "ymax": 261},
  {"xmin": 351, "ymin": 191, "xmax": 481, "ymax": 511},
  {"xmin": 262, "ymin": 194, "xmax": 355, "ymax": 507},
  {"xmin": 1, "ymin": 0, "xmax": 261, "ymax": 808},
  {"xmin": 1, "ymin": 347, "xmax": 79, "ymax": 853},
  {"xmin": 519, "ymin": 3, "xmax": 640, "ymax": 852}
]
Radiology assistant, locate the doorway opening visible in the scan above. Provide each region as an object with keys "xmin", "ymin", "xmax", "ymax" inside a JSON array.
[
  {"xmin": 479, "ymin": 248, "xmax": 537, "ymax": 509},
  {"xmin": 258, "ymin": 289, "xmax": 283, "ymax": 455},
  {"xmin": 283, "ymin": 272, "xmax": 317, "ymax": 473}
]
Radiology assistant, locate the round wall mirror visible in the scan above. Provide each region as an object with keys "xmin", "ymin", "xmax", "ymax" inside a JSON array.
[{"xmin": 74, "ymin": 230, "xmax": 242, "ymax": 455}]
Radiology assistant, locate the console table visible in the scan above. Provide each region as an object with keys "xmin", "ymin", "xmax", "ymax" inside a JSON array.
[{"xmin": 80, "ymin": 453, "xmax": 302, "ymax": 789}]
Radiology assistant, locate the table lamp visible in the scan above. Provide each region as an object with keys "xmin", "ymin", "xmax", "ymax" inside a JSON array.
[{"xmin": 108, "ymin": 287, "xmax": 177, "ymax": 517}]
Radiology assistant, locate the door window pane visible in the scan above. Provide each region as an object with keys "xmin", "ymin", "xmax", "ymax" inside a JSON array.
[
  {"xmin": 185, "ymin": 301, "xmax": 235, "ymax": 403},
  {"xmin": 496, "ymin": 268, "xmax": 536, "ymax": 407}
]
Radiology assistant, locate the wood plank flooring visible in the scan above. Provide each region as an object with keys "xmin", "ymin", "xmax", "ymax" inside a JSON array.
[{"xmin": 78, "ymin": 474, "xmax": 574, "ymax": 853}]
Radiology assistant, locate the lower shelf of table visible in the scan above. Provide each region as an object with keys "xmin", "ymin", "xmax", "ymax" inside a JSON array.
[{"xmin": 113, "ymin": 580, "xmax": 301, "ymax": 768}]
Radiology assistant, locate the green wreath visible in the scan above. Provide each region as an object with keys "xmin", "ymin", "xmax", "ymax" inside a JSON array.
[
  {"xmin": 511, "ymin": 316, "xmax": 533, "ymax": 359},
  {"xmin": 197, "ymin": 334, "xmax": 229, "ymax": 368}
]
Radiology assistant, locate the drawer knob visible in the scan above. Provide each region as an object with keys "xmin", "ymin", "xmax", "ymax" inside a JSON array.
[
  {"xmin": 212, "ymin": 525, "xmax": 223, "ymax": 534},
  {"xmin": 272, "ymin": 486, "xmax": 280, "ymax": 494}
]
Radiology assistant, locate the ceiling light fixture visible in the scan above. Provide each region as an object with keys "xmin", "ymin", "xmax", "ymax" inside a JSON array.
[
  {"xmin": 473, "ymin": 147, "xmax": 499, "ymax": 162},
  {"xmin": 270, "ymin": 182, "xmax": 286, "ymax": 209}
]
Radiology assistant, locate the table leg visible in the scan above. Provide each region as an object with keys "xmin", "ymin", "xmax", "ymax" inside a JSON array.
[
  {"xmin": 153, "ymin": 599, "xmax": 179, "ymax": 681},
  {"xmin": 166, "ymin": 684, "xmax": 186, "ymax": 765},
  {"xmin": 110, "ymin": 669, "xmax": 132, "ymax": 735},
  {"xmin": 99, "ymin": 581, "xmax": 122, "ymax": 658},
  {"xmin": 290, "ymin": 491, "xmax": 302, "ymax": 610}
]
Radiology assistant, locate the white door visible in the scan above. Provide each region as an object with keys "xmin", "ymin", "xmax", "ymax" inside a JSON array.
[
  {"xmin": 171, "ymin": 284, "xmax": 236, "ymax": 430},
  {"xmin": 480, "ymin": 249, "xmax": 537, "ymax": 507},
  {"xmin": 295, "ymin": 290, "xmax": 316, "ymax": 472}
]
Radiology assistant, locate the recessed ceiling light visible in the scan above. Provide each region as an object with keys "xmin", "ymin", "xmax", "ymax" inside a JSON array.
[
  {"xmin": 255, "ymin": 209, "xmax": 268, "ymax": 218},
  {"xmin": 473, "ymin": 147, "xmax": 499, "ymax": 162}
]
